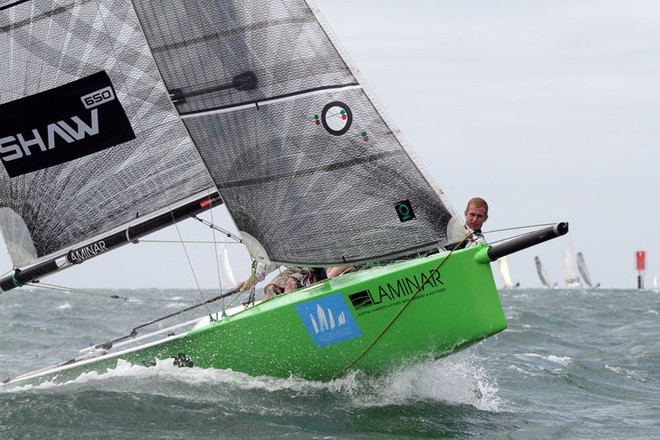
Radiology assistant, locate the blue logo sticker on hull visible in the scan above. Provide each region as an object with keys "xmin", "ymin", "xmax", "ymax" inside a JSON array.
[{"xmin": 296, "ymin": 293, "xmax": 362, "ymax": 347}]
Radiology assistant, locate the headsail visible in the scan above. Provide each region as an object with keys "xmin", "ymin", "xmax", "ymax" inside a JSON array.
[
  {"xmin": 0, "ymin": 1, "xmax": 216, "ymax": 275},
  {"xmin": 534, "ymin": 256, "xmax": 552, "ymax": 288},
  {"xmin": 576, "ymin": 252, "xmax": 593, "ymax": 288}
]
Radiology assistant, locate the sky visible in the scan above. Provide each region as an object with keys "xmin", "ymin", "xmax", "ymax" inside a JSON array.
[{"xmin": 1, "ymin": 0, "xmax": 659, "ymax": 291}]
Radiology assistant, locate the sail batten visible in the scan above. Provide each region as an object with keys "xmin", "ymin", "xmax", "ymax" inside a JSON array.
[
  {"xmin": 177, "ymin": 83, "xmax": 362, "ymax": 117},
  {"xmin": 216, "ymin": 151, "xmax": 404, "ymax": 190}
]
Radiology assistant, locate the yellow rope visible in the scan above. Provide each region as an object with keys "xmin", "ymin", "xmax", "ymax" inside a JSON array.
[{"xmin": 329, "ymin": 232, "xmax": 474, "ymax": 381}]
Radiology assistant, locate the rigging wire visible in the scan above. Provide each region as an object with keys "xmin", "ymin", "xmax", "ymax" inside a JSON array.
[
  {"xmin": 29, "ymin": 281, "xmax": 196, "ymax": 303},
  {"xmin": 485, "ymin": 222, "xmax": 556, "ymax": 236},
  {"xmin": 192, "ymin": 216, "xmax": 243, "ymax": 243},
  {"xmin": 137, "ymin": 239, "xmax": 242, "ymax": 245},
  {"xmin": 12, "ymin": 283, "xmax": 131, "ymax": 374},
  {"xmin": 481, "ymin": 222, "xmax": 558, "ymax": 246}
]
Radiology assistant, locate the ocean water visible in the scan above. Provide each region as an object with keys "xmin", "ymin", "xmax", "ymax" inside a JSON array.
[{"xmin": 0, "ymin": 287, "xmax": 658, "ymax": 439}]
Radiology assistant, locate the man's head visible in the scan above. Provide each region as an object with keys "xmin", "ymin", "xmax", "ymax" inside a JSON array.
[{"xmin": 464, "ymin": 197, "xmax": 489, "ymax": 232}]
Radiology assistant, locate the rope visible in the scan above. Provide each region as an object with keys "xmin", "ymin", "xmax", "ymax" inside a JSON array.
[{"xmin": 329, "ymin": 232, "xmax": 474, "ymax": 381}]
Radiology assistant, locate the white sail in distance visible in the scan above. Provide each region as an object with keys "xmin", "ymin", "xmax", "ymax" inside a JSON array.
[
  {"xmin": 563, "ymin": 240, "xmax": 582, "ymax": 288},
  {"xmin": 498, "ymin": 256, "xmax": 515, "ymax": 289}
]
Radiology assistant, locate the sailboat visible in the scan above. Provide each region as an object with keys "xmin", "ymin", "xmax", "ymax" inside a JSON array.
[
  {"xmin": 216, "ymin": 242, "xmax": 238, "ymax": 288},
  {"xmin": 534, "ymin": 256, "xmax": 553, "ymax": 288},
  {"xmin": 0, "ymin": 0, "xmax": 567, "ymax": 385},
  {"xmin": 498, "ymin": 256, "xmax": 519, "ymax": 289},
  {"xmin": 576, "ymin": 252, "xmax": 595, "ymax": 288},
  {"xmin": 563, "ymin": 241, "xmax": 583, "ymax": 288}
]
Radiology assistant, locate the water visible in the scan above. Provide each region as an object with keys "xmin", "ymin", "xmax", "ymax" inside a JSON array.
[{"xmin": 1, "ymin": 288, "xmax": 658, "ymax": 439}]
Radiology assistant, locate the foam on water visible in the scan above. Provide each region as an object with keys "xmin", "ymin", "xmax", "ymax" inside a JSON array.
[
  {"xmin": 4, "ymin": 349, "xmax": 502, "ymax": 412},
  {"xmin": 2, "ymin": 288, "xmax": 658, "ymax": 439}
]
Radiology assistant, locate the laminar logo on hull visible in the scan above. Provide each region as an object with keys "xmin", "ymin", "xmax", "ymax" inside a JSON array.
[
  {"xmin": 0, "ymin": 71, "xmax": 135, "ymax": 177},
  {"xmin": 295, "ymin": 293, "xmax": 362, "ymax": 348}
]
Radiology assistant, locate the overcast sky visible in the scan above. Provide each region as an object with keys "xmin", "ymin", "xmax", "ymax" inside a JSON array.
[
  {"xmin": 1, "ymin": 1, "xmax": 659, "ymax": 291},
  {"xmin": 313, "ymin": 0, "xmax": 660, "ymax": 289}
]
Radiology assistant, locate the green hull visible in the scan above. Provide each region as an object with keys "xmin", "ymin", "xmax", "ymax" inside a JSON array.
[{"xmin": 6, "ymin": 245, "xmax": 506, "ymax": 385}]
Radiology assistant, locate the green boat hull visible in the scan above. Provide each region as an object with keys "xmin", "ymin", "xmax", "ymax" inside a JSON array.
[{"xmin": 5, "ymin": 245, "xmax": 506, "ymax": 385}]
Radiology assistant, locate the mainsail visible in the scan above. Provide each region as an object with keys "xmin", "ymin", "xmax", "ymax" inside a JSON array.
[
  {"xmin": 498, "ymin": 255, "xmax": 514, "ymax": 289},
  {"xmin": 534, "ymin": 256, "xmax": 552, "ymax": 288},
  {"xmin": 0, "ymin": 0, "xmax": 466, "ymax": 291},
  {"xmin": 576, "ymin": 252, "xmax": 593, "ymax": 288},
  {"xmin": 135, "ymin": 0, "xmax": 466, "ymax": 265}
]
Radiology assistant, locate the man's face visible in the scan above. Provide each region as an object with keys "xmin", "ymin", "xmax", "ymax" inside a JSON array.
[{"xmin": 465, "ymin": 205, "xmax": 488, "ymax": 231}]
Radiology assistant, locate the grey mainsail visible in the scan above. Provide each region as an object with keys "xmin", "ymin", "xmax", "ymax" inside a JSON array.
[
  {"xmin": 534, "ymin": 256, "xmax": 551, "ymax": 288},
  {"xmin": 0, "ymin": 0, "xmax": 465, "ymax": 288},
  {"xmin": 576, "ymin": 252, "xmax": 593, "ymax": 288},
  {"xmin": 133, "ymin": 0, "xmax": 465, "ymax": 265}
]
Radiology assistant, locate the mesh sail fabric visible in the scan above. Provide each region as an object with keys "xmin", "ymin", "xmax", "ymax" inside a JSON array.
[
  {"xmin": 134, "ymin": 0, "xmax": 463, "ymax": 265},
  {"xmin": 185, "ymin": 89, "xmax": 454, "ymax": 264},
  {"xmin": 0, "ymin": 1, "xmax": 213, "ymax": 267}
]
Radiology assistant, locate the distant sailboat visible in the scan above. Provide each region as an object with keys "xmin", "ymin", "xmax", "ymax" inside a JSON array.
[
  {"xmin": 576, "ymin": 252, "xmax": 595, "ymax": 288},
  {"xmin": 535, "ymin": 256, "xmax": 552, "ymax": 288},
  {"xmin": 216, "ymin": 242, "xmax": 237, "ymax": 287},
  {"xmin": 498, "ymin": 256, "xmax": 519, "ymax": 289},
  {"xmin": 563, "ymin": 241, "xmax": 583, "ymax": 288}
]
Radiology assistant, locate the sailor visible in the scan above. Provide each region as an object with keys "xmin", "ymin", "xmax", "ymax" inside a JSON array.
[
  {"xmin": 236, "ymin": 262, "xmax": 325, "ymax": 301},
  {"xmin": 448, "ymin": 197, "xmax": 489, "ymax": 250},
  {"xmin": 463, "ymin": 196, "xmax": 489, "ymax": 246}
]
